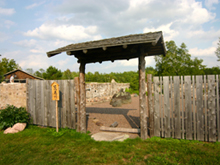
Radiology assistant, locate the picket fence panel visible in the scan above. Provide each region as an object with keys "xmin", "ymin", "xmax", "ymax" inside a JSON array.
[
  {"xmin": 152, "ymin": 75, "xmax": 220, "ymax": 142},
  {"xmin": 27, "ymin": 79, "xmax": 76, "ymax": 129}
]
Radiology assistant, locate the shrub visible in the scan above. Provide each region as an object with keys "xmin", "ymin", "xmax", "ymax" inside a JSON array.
[{"xmin": 0, "ymin": 105, "xmax": 31, "ymax": 130}]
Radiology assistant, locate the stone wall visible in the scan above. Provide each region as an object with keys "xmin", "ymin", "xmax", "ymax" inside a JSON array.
[
  {"xmin": 0, "ymin": 81, "xmax": 130, "ymax": 108},
  {"xmin": 86, "ymin": 81, "xmax": 130, "ymax": 104},
  {"xmin": 0, "ymin": 83, "xmax": 27, "ymax": 109}
]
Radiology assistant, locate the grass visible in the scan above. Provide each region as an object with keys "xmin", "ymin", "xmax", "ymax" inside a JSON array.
[{"xmin": 1, "ymin": 125, "xmax": 220, "ymax": 165}]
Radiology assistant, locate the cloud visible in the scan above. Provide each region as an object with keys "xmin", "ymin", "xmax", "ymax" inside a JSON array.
[
  {"xmin": 143, "ymin": 23, "xmax": 179, "ymax": 41},
  {"xmin": 0, "ymin": 32, "xmax": 9, "ymax": 42},
  {"xmin": 25, "ymin": 2, "xmax": 45, "ymax": 10},
  {"xmin": 4, "ymin": 20, "xmax": 15, "ymax": 28},
  {"xmin": 189, "ymin": 47, "xmax": 216, "ymax": 57},
  {"xmin": 24, "ymin": 23, "xmax": 102, "ymax": 42},
  {"xmin": 0, "ymin": 7, "xmax": 15, "ymax": 15},
  {"xmin": 205, "ymin": 0, "xmax": 219, "ymax": 10}
]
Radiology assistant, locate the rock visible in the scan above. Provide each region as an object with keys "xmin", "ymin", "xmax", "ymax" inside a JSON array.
[
  {"xmin": 4, "ymin": 127, "xmax": 19, "ymax": 134},
  {"xmin": 110, "ymin": 89, "xmax": 131, "ymax": 107},
  {"xmin": 110, "ymin": 121, "xmax": 118, "ymax": 127},
  {"xmin": 12, "ymin": 123, "xmax": 26, "ymax": 131},
  {"xmin": 93, "ymin": 119, "xmax": 103, "ymax": 126}
]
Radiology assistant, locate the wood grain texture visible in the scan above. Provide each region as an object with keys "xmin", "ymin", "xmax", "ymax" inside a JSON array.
[
  {"xmin": 174, "ymin": 76, "xmax": 181, "ymax": 139},
  {"xmin": 147, "ymin": 74, "xmax": 154, "ymax": 137},
  {"xmin": 153, "ymin": 76, "xmax": 160, "ymax": 137},
  {"xmin": 164, "ymin": 76, "xmax": 170, "ymax": 138}
]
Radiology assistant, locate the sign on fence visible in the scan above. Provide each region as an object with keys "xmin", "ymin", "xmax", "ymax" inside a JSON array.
[{"xmin": 51, "ymin": 82, "xmax": 59, "ymax": 101}]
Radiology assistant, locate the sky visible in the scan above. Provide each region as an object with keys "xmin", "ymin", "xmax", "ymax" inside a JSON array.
[{"xmin": 0, "ymin": 0, "xmax": 220, "ymax": 73}]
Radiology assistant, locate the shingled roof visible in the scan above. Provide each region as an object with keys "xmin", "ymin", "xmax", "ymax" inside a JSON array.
[{"xmin": 47, "ymin": 31, "xmax": 166, "ymax": 64}]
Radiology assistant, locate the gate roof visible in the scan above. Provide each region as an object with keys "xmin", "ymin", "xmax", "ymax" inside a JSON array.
[{"xmin": 47, "ymin": 31, "xmax": 166, "ymax": 64}]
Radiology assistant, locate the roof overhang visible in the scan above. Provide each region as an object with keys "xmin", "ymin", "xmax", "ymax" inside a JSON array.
[{"xmin": 47, "ymin": 31, "xmax": 166, "ymax": 64}]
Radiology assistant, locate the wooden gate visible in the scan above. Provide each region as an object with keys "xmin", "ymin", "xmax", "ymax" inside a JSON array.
[
  {"xmin": 149, "ymin": 75, "xmax": 220, "ymax": 142},
  {"xmin": 26, "ymin": 79, "xmax": 76, "ymax": 129}
]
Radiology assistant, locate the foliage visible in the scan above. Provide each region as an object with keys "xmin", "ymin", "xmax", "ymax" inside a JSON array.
[
  {"xmin": 0, "ymin": 105, "xmax": 31, "ymax": 130},
  {"xmin": 216, "ymin": 37, "xmax": 220, "ymax": 61},
  {"xmin": 203, "ymin": 66, "xmax": 220, "ymax": 75},
  {"xmin": 42, "ymin": 66, "xmax": 62, "ymax": 80},
  {"xmin": 0, "ymin": 58, "xmax": 20, "ymax": 82},
  {"xmin": 155, "ymin": 41, "xmax": 205, "ymax": 76},
  {"xmin": 34, "ymin": 68, "xmax": 45, "ymax": 78},
  {"xmin": 1, "ymin": 125, "xmax": 220, "ymax": 164}
]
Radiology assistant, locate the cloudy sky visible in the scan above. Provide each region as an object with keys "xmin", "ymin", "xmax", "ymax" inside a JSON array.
[{"xmin": 0, "ymin": 0, "xmax": 220, "ymax": 73}]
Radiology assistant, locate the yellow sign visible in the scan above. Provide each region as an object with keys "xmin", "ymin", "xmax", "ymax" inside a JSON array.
[{"xmin": 51, "ymin": 82, "xmax": 59, "ymax": 100}]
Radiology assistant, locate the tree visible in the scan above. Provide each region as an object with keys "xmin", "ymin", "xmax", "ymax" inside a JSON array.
[
  {"xmin": 42, "ymin": 66, "xmax": 62, "ymax": 80},
  {"xmin": 25, "ymin": 68, "xmax": 34, "ymax": 75},
  {"xmin": 0, "ymin": 58, "xmax": 20, "ymax": 82},
  {"xmin": 62, "ymin": 69, "xmax": 73, "ymax": 79},
  {"xmin": 216, "ymin": 37, "xmax": 220, "ymax": 61},
  {"xmin": 34, "ymin": 68, "xmax": 45, "ymax": 78},
  {"xmin": 155, "ymin": 41, "xmax": 205, "ymax": 76}
]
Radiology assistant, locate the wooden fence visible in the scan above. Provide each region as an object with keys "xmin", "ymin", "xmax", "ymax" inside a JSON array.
[
  {"xmin": 26, "ymin": 79, "xmax": 76, "ymax": 129},
  {"xmin": 151, "ymin": 75, "xmax": 220, "ymax": 142}
]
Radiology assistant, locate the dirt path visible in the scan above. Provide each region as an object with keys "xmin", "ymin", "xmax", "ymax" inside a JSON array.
[{"xmin": 86, "ymin": 96, "xmax": 141, "ymax": 138}]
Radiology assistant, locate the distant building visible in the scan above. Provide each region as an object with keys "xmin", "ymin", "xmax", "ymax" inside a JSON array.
[{"xmin": 4, "ymin": 69, "xmax": 43, "ymax": 83}]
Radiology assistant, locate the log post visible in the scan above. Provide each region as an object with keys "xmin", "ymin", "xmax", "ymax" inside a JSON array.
[
  {"xmin": 79, "ymin": 62, "xmax": 86, "ymax": 133},
  {"xmin": 139, "ymin": 49, "xmax": 148, "ymax": 139},
  {"xmin": 74, "ymin": 77, "xmax": 80, "ymax": 132},
  {"xmin": 147, "ymin": 74, "xmax": 154, "ymax": 137}
]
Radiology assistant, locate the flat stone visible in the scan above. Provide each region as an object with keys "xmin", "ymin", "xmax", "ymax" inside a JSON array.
[{"xmin": 91, "ymin": 132, "xmax": 129, "ymax": 142}]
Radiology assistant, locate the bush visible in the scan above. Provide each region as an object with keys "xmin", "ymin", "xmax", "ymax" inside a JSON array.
[{"xmin": 0, "ymin": 105, "xmax": 31, "ymax": 130}]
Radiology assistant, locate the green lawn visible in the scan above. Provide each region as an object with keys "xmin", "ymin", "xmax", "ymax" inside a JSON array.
[{"xmin": 0, "ymin": 125, "xmax": 220, "ymax": 165}]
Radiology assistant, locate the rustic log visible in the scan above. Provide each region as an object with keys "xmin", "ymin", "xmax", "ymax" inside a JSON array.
[
  {"xmin": 100, "ymin": 126, "xmax": 140, "ymax": 133},
  {"xmin": 79, "ymin": 62, "xmax": 86, "ymax": 133},
  {"xmin": 139, "ymin": 49, "xmax": 148, "ymax": 139},
  {"xmin": 74, "ymin": 77, "xmax": 80, "ymax": 132}
]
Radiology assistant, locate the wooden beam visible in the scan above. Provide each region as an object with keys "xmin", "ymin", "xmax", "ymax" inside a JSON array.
[
  {"xmin": 100, "ymin": 126, "xmax": 140, "ymax": 133},
  {"xmin": 79, "ymin": 62, "xmax": 86, "ymax": 133},
  {"xmin": 139, "ymin": 48, "xmax": 148, "ymax": 140}
]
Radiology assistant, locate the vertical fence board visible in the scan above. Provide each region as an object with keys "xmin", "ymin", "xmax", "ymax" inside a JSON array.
[
  {"xmin": 208, "ymin": 75, "xmax": 216, "ymax": 142},
  {"xmin": 181, "ymin": 76, "xmax": 184, "ymax": 139},
  {"xmin": 160, "ymin": 77, "xmax": 164, "ymax": 137},
  {"xmin": 196, "ymin": 76, "xmax": 204, "ymax": 141},
  {"xmin": 66, "ymin": 80, "xmax": 71, "ymax": 128},
  {"xmin": 163, "ymin": 77, "xmax": 170, "ymax": 138},
  {"xmin": 174, "ymin": 76, "xmax": 181, "ymax": 139},
  {"xmin": 32, "ymin": 80, "xmax": 36, "ymax": 124},
  {"xmin": 171, "ymin": 77, "xmax": 175, "ymax": 138},
  {"xmin": 70, "ymin": 80, "xmax": 76, "ymax": 129},
  {"xmin": 192, "ymin": 76, "xmax": 196, "ymax": 140},
  {"xmin": 185, "ymin": 76, "xmax": 192, "ymax": 140},
  {"xmin": 204, "ymin": 75, "xmax": 208, "ymax": 141},
  {"xmin": 217, "ymin": 75, "xmax": 220, "ymax": 141},
  {"xmin": 147, "ymin": 74, "xmax": 154, "ymax": 137},
  {"xmin": 153, "ymin": 77, "xmax": 160, "ymax": 136}
]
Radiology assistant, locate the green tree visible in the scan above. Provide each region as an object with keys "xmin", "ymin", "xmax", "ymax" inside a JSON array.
[
  {"xmin": 216, "ymin": 37, "xmax": 220, "ymax": 61},
  {"xmin": 0, "ymin": 58, "xmax": 20, "ymax": 82},
  {"xmin": 155, "ymin": 41, "xmax": 205, "ymax": 76},
  {"xmin": 34, "ymin": 68, "xmax": 45, "ymax": 78},
  {"xmin": 42, "ymin": 66, "xmax": 62, "ymax": 80},
  {"xmin": 62, "ymin": 69, "xmax": 73, "ymax": 79}
]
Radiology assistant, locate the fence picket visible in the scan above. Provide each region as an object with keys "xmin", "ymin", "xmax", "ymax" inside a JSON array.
[
  {"xmin": 163, "ymin": 77, "xmax": 170, "ymax": 138},
  {"xmin": 174, "ymin": 76, "xmax": 181, "ymax": 139},
  {"xmin": 217, "ymin": 75, "xmax": 220, "ymax": 141},
  {"xmin": 208, "ymin": 75, "xmax": 216, "ymax": 142},
  {"xmin": 196, "ymin": 76, "xmax": 204, "ymax": 141},
  {"xmin": 192, "ymin": 76, "xmax": 196, "ymax": 140},
  {"xmin": 153, "ymin": 77, "xmax": 160, "ymax": 136},
  {"xmin": 181, "ymin": 76, "xmax": 184, "ymax": 139}
]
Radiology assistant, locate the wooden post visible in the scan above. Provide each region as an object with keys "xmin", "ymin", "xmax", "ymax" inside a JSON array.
[
  {"xmin": 79, "ymin": 62, "xmax": 86, "ymax": 133},
  {"xmin": 139, "ymin": 50, "xmax": 148, "ymax": 139},
  {"xmin": 26, "ymin": 78, "xmax": 29, "ymax": 113},
  {"xmin": 147, "ymin": 74, "xmax": 154, "ymax": 137},
  {"xmin": 74, "ymin": 77, "xmax": 80, "ymax": 132},
  {"xmin": 56, "ymin": 100, "xmax": 58, "ymax": 132}
]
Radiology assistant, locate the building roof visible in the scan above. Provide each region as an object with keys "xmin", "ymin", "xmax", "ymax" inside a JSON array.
[
  {"xmin": 47, "ymin": 31, "xmax": 166, "ymax": 64},
  {"xmin": 4, "ymin": 69, "xmax": 44, "ymax": 80}
]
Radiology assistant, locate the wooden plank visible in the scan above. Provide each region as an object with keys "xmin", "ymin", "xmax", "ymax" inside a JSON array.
[
  {"xmin": 100, "ymin": 126, "xmax": 140, "ymax": 133},
  {"xmin": 147, "ymin": 74, "xmax": 154, "ymax": 137},
  {"xmin": 28, "ymin": 80, "xmax": 34, "ymax": 119},
  {"xmin": 174, "ymin": 76, "xmax": 181, "ymax": 139},
  {"xmin": 217, "ymin": 75, "xmax": 220, "ymax": 141},
  {"xmin": 70, "ymin": 80, "xmax": 76, "ymax": 129},
  {"xmin": 208, "ymin": 75, "xmax": 216, "ymax": 142},
  {"xmin": 153, "ymin": 76, "xmax": 160, "ymax": 137},
  {"xmin": 32, "ymin": 80, "xmax": 36, "ymax": 124},
  {"xmin": 66, "ymin": 80, "xmax": 71, "ymax": 128},
  {"xmin": 74, "ymin": 77, "xmax": 80, "ymax": 132},
  {"xmin": 46, "ymin": 80, "xmax": 51, "ymax": 126},
  {"xmin": 43, "ymin": 81, "xmax": 48, "ymax": 126},
  {"xmin": 138, "ymin": 53, "xmax": 147, "ymax": 139},
  {"xmin": 181, "ymin": 76, "xmax": 184, "ymax": 139},
  {"xmin": 185, "ymin": 76, "xmax": 192, "ymax": 140},
  {"xmin": 57, "ymin": 80, "xmax": 63, "ymax": 128},
  {"xmin": 170, "ymin": 77, "xmax": 174, "ymax": 138},
  {"xmin": 160, "ymin": 77, "xmax": 164, "ymax": 137},
  {"xmin": 50, "ymin": 80, "xmax": 56, "ymax": 127},
  {"xmin": 39, "ymin": 80, "xmax": 44, "ymax": 126},
  {"xmin": 196, "ymin": 76, "xmax": 204, "ymax": 141},
  {"xmin": 62, "ymin": 80, "xmax": 67, "ymax": 128},
  {"xmin": 204, "ymin": 75, "xmax": 208, "ymax": 141},
  {"xmin": 164, "ymin": 76, "xmax": 170, "ymax": 138},
  {"xmin": 79, "ymin": 62, "xmax": 87, "ymax": 133},
  {"xmin": 26, "ymin": 79, "xmax": 30, "ymax": 113},
  {"xmin": 192, "ymin": 76, "xmax": 196, "ymax": 140}
]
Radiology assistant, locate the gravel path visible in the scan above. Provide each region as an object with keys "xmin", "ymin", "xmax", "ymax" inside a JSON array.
[{"xmin": 86, "ymin": 96, "xmax": 142, "ymax": 138}]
